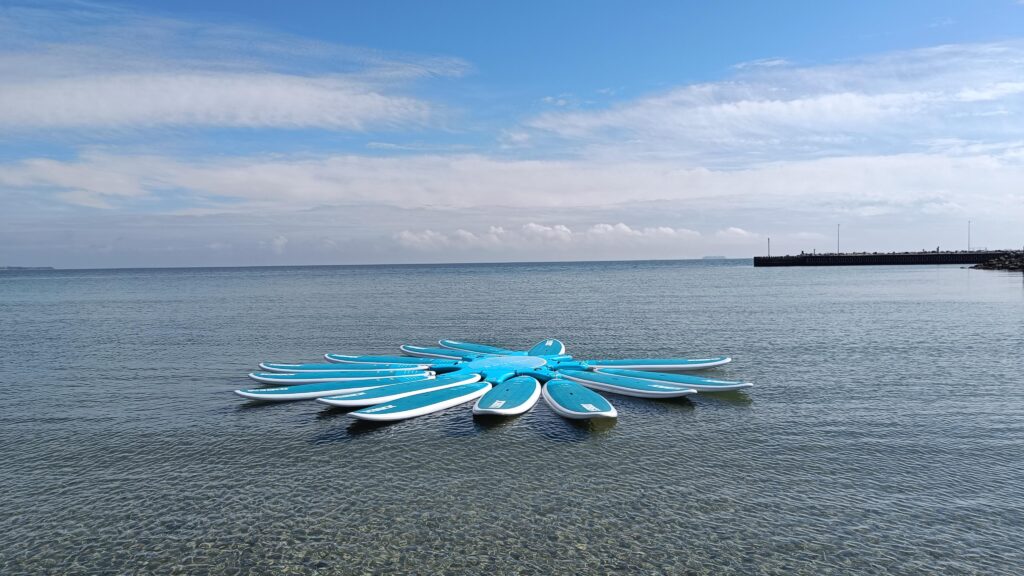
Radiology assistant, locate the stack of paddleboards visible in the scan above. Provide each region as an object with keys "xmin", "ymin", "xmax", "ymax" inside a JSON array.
[{"xmin": 235, "ymin": 339, "xmax": 752, "ymax": 424}]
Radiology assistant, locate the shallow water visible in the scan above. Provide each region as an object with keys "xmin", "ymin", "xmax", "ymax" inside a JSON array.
[{"xmin": 1, "ymin": 261, "xmax": 1022, "ymax": 574}]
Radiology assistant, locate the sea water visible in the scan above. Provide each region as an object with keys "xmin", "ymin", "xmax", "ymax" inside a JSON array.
[{"xmin": 1, "ymin": 261, "xmax": 1021, "ymax": 574}]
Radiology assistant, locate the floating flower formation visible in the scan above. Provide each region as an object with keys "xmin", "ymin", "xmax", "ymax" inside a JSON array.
[{"xmin": 236, "ymin": 339, "xmax": 752, "ymax": 422}]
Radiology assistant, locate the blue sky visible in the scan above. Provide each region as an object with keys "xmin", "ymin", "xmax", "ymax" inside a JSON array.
[{"xmin": 2, "ymin": 0, "xmax": 1024, "ymax": 267}]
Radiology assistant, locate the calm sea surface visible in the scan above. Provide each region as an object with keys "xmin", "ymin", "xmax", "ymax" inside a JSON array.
[{"xmin": 1, "ymin": 260, "xmax": 1022, "ymax": 575}]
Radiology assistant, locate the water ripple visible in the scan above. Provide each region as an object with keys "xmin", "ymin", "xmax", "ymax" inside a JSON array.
[{"xmin": 1, "ymin": 263, "xmax": 1022, "ymax": 574}]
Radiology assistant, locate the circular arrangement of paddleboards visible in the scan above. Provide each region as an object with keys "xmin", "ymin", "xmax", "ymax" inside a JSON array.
[{"xmin": 236, "ymin": 339, "xmax": 753, "ymax": 423}]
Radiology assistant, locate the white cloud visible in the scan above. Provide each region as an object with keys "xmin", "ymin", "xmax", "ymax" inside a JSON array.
[
  {"xmin": 396, "ymin": 229, "xmax": 452, "ymax": 250},
  {"xmin": 584, "ymin": 223, "xmax": 699, "ymax": 243},
  {"xmin": 0, "ymin": 73, "xmax": 431, "ymax": 130},
  {"xmin": 0, "ymin": 3, "xmax": 464, "ymax": 131},
  {"xmin": 732, "ymin": 58, "xmax": 791, "ymax": 69},
  {"xmin": 498, "ymin": 130, "xmax": 532, "ymax": 148},
  {"xmin": 3, "ymin": 149, "xmax": 1022, "ymax": 225},
  {"xmin": 541, "ymin": 95, "xmax": 575, "ymax": 107},
  {"xmin": 526, "ymin": 42, "xmax": 1024, "ymax": 165},
  {"xmin": 954, "ymin": 81, "xmax": 1024, "ymax": 102},
  {"xmin": 393, "ymin": 222, "xmax": 704, "ymax": 260},
  {"xmin": 715, "ymin": 227, "xmax": 760, "ymax": 241},
  {"xmin": 55, "ymin": 190, "xmax": 114, "ymax": 209},
  {"xmin": 270, "ymin": 235, "xmax": 289, "ymax": 255},
  {"xmin": 522, "ymin": 222, "xmax": 574, "ymax": 242}
]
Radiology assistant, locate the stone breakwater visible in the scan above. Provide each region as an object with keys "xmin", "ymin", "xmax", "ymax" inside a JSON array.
[
  {"xmin": 972, "ymin": 252, "xmax": 1024, "ymax": 271},
  {"xmin": 754, "ymin": 250, "xmax": 1010, "ymax": 267}
]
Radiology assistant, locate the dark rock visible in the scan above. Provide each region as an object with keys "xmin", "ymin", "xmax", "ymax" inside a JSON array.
[{"xmin": 972, "ymin": 251, "xmax": 1024, "ymax": 271}]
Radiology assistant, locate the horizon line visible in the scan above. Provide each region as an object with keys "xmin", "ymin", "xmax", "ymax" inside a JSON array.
[{"xmin": 1, "ymin": 255, "xmax": 752, "ymax": 272}]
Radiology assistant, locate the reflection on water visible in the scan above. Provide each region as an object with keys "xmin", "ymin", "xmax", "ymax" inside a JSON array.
[
  {"xmin": 315, "ymin": 406, "xmax": 358, "ymax": 420},
  {"xmin": 695, "ymin": 390, "xmax": 753, "ymax": 406},
  {"xmin": 471, "ymin": 413, "xmax": 521, "ymax": 431}
]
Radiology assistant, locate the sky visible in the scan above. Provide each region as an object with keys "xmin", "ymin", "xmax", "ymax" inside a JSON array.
[{"xmin": 2, "ymin": 0, "xmax": 1024, "ymax": 267}]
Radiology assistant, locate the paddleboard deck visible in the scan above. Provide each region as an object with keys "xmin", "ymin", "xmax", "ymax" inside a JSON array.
[
  {"xmin": 585, "ymin": 356, "xmax": 731, "ymax": 371},
  {"xmin": 439, "ymin": 340, "xmax": 524, "ymax": 356},
  {"xmin": 557, "ymin": 369, "xmax": 697, "ymax": 398},
  {"xmin": 325, "ymin": 353, "xmax": 459, "ymax": 366},
  {"xmin": 234, "ymin": 374, "xmax": 430, "ymax": 401},
  {"xmin": 351, "ymin": 382, "xmax": 492, "ymax": 422},
  {"xmin": 472, "ymin": 376, "xmax": 541, "ymax": 416},
  {"xmin": 542, "ymin": 379, "xmax": 617, "ymax": 419},
  {"xmin": 398, "ymin": 345, "xmax": 481, "ymax": 360},
  {"xmin": 259, "ymin": 362, "xmax": 429, "ymax": 373},
  {"xmin": 247, "ymin": 370, "xmax": 432, "ymax": 385},
  {"xmin": 528, "ymin": 338, "xmax": 566, "ymax": 356},
  {"xmin": 317, "ymin": 372, "xmax": 482, "ymax": 408},
  {"xmin": 593, "ymin": 368, "xmax": 753, "ymax": 391}
]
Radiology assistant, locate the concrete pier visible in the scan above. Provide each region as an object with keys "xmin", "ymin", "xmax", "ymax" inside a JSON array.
[{"xmin": 753, "ymin": 250, "xmax": 1015, "ymax": 267}]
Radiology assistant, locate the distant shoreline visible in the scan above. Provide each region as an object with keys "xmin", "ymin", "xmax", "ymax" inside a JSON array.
[{"xmin": 0, "ymin": 266, "xmax": 55, "ymax": 270}]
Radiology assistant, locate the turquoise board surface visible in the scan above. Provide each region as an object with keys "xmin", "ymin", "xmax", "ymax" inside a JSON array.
[
  {"xmin": 319, "ymin": 372, "xmax": 481, "ymax": 404},
  {"xmin": 557, "ymin": 369, "xmax": 697, "ymax": 398},
  {"xmin": 527, "ymin": 338, "xmax": 566, "ymax": 356},
  {"xmin": 439, "ymin": 340, "xmax": 524, "ymax": 355},
  {"xmin": 473, "ymin": 376, "xmax": 540, "ymax": 415},
  {"xmin": 585, "ymin": 356, "xmax": 731, "ymax": 370},
  {"xmin": 543, "ymin": 379, "xmax": 616, "ymax": 418},
  {"xmin": 259, "ymin": 362, "xmax": 427, "ymax": 373},
  {"xmin": 398, "ymin": 345, "xmax": 480, "ymax": 359},
  {"xmin": 250, "ymin": 369, "xmax": 429, "ymax": 382},
  {"xmin": 326, "ymin": 354, "xmax": 458, "ymax": 366},
  {"xmin": 459, "ymin": 355, "xmax": 547, "ymax": 383},
  {"xmin": 594, "ymin": 368, "xmax": 753, "ymax": 391},
  {"xmin": 234, "ymin": 374, "xmax": 428, "ymax": 400},
  {"xmin": 352, "ymin": 382, "xmax": 491, "ymax": 420}
]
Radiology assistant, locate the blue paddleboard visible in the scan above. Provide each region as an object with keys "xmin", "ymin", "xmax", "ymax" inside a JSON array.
[
  {"xmin": 316, "ymin": 372, "xmax": 482, "ymax": 408},
  {"xmin": 351, "ymin": 382, "xmax": 492, "ymax": 422},
  {"xmin": 593, "ymin": 368, "xmax": 753, "ymax": 391},
  {"xmin": 542, "ymin": 379, "xmax": 617, "ymax": 419},
  {"xmin": 325, "ymin": 353, "xmax": 459, "ymax": 366},
  {"xmin": 259, "ymin": 362, "xmax": 429, "ymax": 373},
  {"xmin": 398, "ymin": 345, "xmax": 480, "ymax": 360},
  {"xmin": 528, "ymin": 338, "xmax": 566, "ymax": 356},
  {"xmin": 472, "ymin": 376, "xmax": 541, "ymax": 416},
  {"xmin": 234, "ymin": 374, "xmax": 429, "ymax": 401},
  {"xmin": 439, "ymin": 340, "xmax": 524, "ymax": 356},
  {"xmin": 557, "ymin": 369, "xmax": 697, "ymax": 398},
  {"xmin": 585, "ymin": 356, "xmax": 731, "ymax": 371},
  {"xmin": 247, "ymin": 369, "xmax": 432, "ymax": 385}
]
